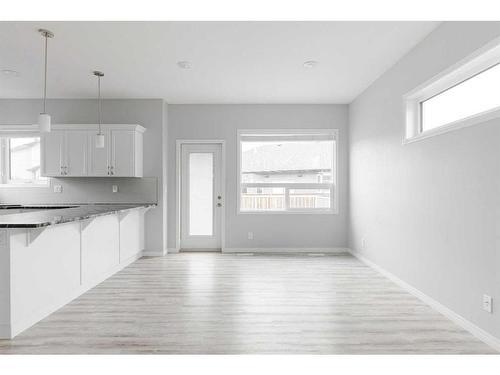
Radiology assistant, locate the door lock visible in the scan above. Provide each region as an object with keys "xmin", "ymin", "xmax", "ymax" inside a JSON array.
[{"xmin": 217, "ymin": 203, "xmax": 222, "ymax": 207}]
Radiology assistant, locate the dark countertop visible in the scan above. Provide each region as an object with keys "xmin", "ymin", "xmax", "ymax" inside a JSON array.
[{"xmin": 0, "ymin": 204, "xmax": 155, "ymax": 228}]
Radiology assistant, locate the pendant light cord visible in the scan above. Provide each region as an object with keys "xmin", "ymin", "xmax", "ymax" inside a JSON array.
[
  {"xmin": 97, "ymin": 75, "xmax": 102, "ymax": 135},
  {"xmin": 93, "ymin": 71, "xmax": 104, "ymax": 137},
  {"xmin": 43, "ymin": 33, "xmax": 48, "ymax": 113}
]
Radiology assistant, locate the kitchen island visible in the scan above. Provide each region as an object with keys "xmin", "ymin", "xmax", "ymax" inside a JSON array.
[{"xmin": 0, "ymin": 204, "xmax": 154, "ymax": 339}]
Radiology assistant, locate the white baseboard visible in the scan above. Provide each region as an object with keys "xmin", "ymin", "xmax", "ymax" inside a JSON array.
[
  {"xmin": 8, "ymin": 251, "xmax": 143, "ymax": 339},
  {"xmin": 167, "ymin": 248, "xmax": 179, "ymax": 254},
  {"xmin": 348, "ymin": 248, "xmax": 500, "ymax": 353},
  {"xmin": 142, "ymin": 249, "xmax": 167, "ymax": 257},
  {"xmin": 223, "ymin": 247, "xmax": 349, "ymax": 254}
]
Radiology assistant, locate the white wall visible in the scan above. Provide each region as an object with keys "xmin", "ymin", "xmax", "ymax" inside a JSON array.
[
  {"xmin": 168, "ymin": 104, "xmax": 348, "ymax": 250},
  {"xmin": 349, "ymin": 22, "xmax": 500, "ymax": 340},
  {"xmin": 0, "ymin": 99, "xmax": 166, "ymax": 254}
]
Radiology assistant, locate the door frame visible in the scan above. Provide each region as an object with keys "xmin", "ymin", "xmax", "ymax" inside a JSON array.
[{"xmin": 175, "ymin": 139, "xmax": 226, "ymax": 252}]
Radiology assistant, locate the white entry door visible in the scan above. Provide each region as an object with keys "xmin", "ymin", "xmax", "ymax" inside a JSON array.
[{"xmin": 180, "ymin": 143, "xmax": 223, "ymax": 249}]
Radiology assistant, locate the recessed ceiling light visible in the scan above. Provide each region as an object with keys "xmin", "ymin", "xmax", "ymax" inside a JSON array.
[
  {"xmin": 1, "ymin": 69, "xmax": 20, "ymax": 77},
  {"xmin": 177, "ymin": 61, "xmax": 192, "ymax": 69},
  {"xmin": 303, "ymin": 60, "xmax": 319, "ymax": 69}
]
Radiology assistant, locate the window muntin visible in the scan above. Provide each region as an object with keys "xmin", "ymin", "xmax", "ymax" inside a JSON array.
[
  {"xmin": 0, "ymin": 137, "xmax": 48, "ymax": 186},
  {"xmin": 421, "ymin": 62, "xmax": 500, "ymax": 132},
  {"xmin": 239, "ymin": 131, "xmax": 336, "ymax": 213}
]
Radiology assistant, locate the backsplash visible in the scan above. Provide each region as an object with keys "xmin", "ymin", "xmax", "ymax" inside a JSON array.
[{"xmin": 0, "ymin": 177, "xmax": 158, "ymax": 205}]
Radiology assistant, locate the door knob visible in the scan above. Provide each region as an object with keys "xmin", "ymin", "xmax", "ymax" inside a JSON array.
[
  {"xmin": 217, "ymin": 203, "xmax": 222, "ymax": 207},
  {"xmin": 217, "ymin": 196, "xmax": 222, "ymax": 200}
]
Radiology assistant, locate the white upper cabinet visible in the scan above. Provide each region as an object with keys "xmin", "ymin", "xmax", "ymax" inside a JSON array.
[
  {"xmin": 41, "ymin": 124, "xmax": 145, "ymax": 178},
  {"xmin": 88, "ymin": 131, "xmax": 111, "ymax": 177},
  {"xmin": 41, "ymin": 131, "xmax": 65, "ymax": 176},
  {"xmin": 111, "ymin": 130, "xmax": 136, "ymax": 177},
  {"xmin": 65, "ymin": 131, "xmax": 89, "ymax": 176}
]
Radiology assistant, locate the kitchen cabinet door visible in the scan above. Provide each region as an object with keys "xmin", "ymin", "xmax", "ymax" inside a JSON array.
[
  {"xmin": 110, "ymin": 130, "xmax": 135, "ymax": 177},
  {"xmin": 88, "ymin": 131, "xmax": 110, "ymax": 176},
  {"xmin": 41, "ymin": 131, "xmax": 64, "ymax": 177},
  {"xmin": 65, "ymin": 131, "xmax": 88, "ymax": 176}
]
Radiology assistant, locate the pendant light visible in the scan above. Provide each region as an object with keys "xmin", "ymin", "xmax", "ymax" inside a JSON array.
[
  {"xmin": 38, "ymin": 29, "xmax": 54, "ymax": 132},
  {"xmin": 93, "ymin": 71, "xmax": 105, "ymax": 148}
]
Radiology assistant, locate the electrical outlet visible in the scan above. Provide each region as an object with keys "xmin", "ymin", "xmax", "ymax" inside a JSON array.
[
  {"xmin": 247, "ymin": 232, "xmax": 254, "ymax": 240},
  {"xmin": 53, "ymin": 184, "xmax": 62, "ymax": 193},
  {"xmin": 483, "ymin": 294, "xmax": 493, "ymax": 313},
  {"xmin": 112, "ymin": 185, "xmax": 119, "ymax": 193}
]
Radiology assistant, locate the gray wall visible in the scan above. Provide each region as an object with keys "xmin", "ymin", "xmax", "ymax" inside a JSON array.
[
  {"xmin": 349, "ymin": 22, "xmax": 500, "ymax": 340},
  {"xmin": 168, "ymin": 104, "xmax": 348, "ymax": 249},
  {"xmin": 0, "ymin": 99, "xmax": 166, "ymax": 254}
]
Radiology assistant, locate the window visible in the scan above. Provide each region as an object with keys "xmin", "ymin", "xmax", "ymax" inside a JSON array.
[
  {"xmin": 238, "ymin": 130, "xmax": 337, "ymax": 213},
  {"xmin": 0, "ymin": 137, "xmax": 48, "ymax": 186},
  {"xmin": 404, "ymin": 40, "xmax": 500, "ymax": 142},
  {"xmin": 421, "ymin": 63, "xmax": 500, "ymax": 132}
]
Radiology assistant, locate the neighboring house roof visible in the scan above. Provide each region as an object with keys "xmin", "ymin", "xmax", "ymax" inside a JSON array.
[
  {"xmin": 10, "ymin": 140, "xmax": 39, "ymax": 152},
  {"xmin": 242, "ymin": 142, "xmax": 332, "ymax": 174}
]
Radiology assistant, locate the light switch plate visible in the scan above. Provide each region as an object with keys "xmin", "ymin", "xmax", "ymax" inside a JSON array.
[
  {"xmin": 53, "ymin": 184, "xmax": 62, "ymax": 193},
  {"xmin": 112, "ymin": 185, "xmax": 119, "ymax": 193}
]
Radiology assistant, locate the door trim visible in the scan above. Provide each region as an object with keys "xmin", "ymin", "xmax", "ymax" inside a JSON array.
[{"xmin": 175, "ymin": 140, "xmax": 226, "ymax": 252}]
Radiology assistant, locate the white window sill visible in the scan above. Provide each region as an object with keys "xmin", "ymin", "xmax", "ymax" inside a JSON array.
[{"xmin": 403, "ymin": 106, "xmax": 500, "ymax": 145}]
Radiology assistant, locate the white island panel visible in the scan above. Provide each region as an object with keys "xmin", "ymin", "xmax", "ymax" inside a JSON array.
[
  {"xmin": 9, "ymin": 222, "xmax": 81, "ymax": 337},
  {"xmin": 119, "ymin": 208, "xmax": 145, "ymax": 262},
  {"xmin": 81, "ymin": 214, "xmax": 120, "ymax": 285},
  {"xmin": 0, "ymin": 230, "xmax": 11, "ymax": 338},
  {"xmin": 0, "ymin": 205, "xmax": 150, "ymax": 339}
]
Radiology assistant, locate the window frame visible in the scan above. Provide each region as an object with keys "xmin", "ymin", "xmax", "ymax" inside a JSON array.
[
  {"xmin": 237, "ymin": 129, "xmax": 338, "ymax": 215},
  {"xmin": 0, "ymin": 132, "xmax": 50, "ymax": 188},
  {"xmin": 403, "ymin": 36, "xmax": 500, "ymax": 144}
]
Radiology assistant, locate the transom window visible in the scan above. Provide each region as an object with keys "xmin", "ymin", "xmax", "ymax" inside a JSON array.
[
  {"xmin": 0, "ymin": 136, "xmax": 49, "ymax": 186},
  {"xmin": 238, "ymin": 130, "xmax": 337, "ymax": 213},
  {"xmin": 404, "ymin": 39, "xmax": 500, "ymax": 142},
  {"xmin": 421, "ymin": 62, "xmax": 500, "ymax": 132}
]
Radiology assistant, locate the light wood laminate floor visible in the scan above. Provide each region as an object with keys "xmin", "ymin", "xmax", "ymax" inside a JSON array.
[{"xmin": 0, "ymin": 253, "xmax": 496, "ymax": 354}]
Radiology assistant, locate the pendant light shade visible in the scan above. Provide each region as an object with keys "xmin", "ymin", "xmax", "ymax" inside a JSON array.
[
  {"xmin": 38, "ymin": 29, "xmax": 54, "ymax": 133},
  {"xmin": 38, "ymin": 113, "xmax": 51, "ymax": 132},
  {"xmin": 94, "ymin": 71, "xmax": 105, "ymax": 148},
  {"xmin": 95, "ymin": 133, "xmax": 105, "ymax": 148}
]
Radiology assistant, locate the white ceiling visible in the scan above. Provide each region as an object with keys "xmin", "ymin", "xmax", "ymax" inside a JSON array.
[{"xmin": 0, "ymin": 21, "xmax": 440, "ymax": 103}]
